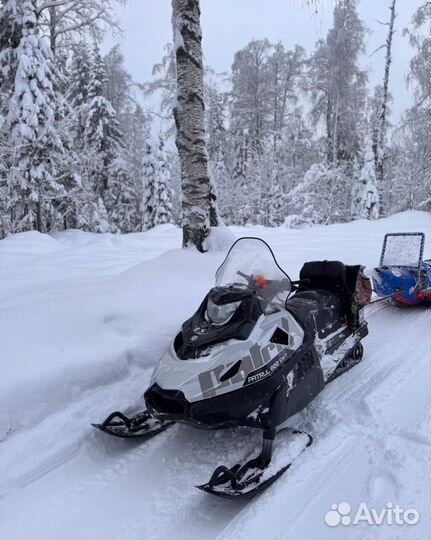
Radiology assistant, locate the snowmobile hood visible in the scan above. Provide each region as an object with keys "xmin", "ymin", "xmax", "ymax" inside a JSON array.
[{"xmin": 150, "ymin": 310, "xmax": 304, "ymax": 403}]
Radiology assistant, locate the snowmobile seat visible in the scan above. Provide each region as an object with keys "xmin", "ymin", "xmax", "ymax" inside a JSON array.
[
  {"xmin": 285, "ymin": 289, "xmax": 344, "ymax": 338},
  {"xmin": 298, "ymin": 260, "xmax": 347, "ymax": 293},
  {"xmin": 296, "ymin": 260, "xmax": 365, "ymax": 330}
]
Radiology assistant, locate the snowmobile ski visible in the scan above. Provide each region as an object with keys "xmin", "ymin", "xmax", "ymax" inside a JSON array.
[
  {"xmin": 92, "ymin": 410, "xmax": 174, "ymax": 438},
  {"xmin": 196, "ymin": 429, "xmax": 312, "ymax": 499}
]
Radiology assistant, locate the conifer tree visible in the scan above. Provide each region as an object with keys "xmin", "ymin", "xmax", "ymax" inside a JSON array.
[
  {"xmin": 153, "ymin": 137, "xmax": 173, "ymax": 225},
  {"xmin": 142, "ymin": 142, "xmax": 157, "ymax": 231},
  {"xmin": 351, "ymin": 139, "xmax": 380, "ymax": 220},
  {"xmin": 83, "ymin": 47, "xmax": 123, "ymax": 228},
  {"xmin": 3, "ymin": 0, "xmax": 69, "ymax": 233}
]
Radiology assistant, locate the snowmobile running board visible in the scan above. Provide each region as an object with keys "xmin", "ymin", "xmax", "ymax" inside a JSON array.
[
  {"xmin": 91, "ymin": 410, "xmax": 174, "ymax": 438},
  {"xmin": 196, "ymin": 429, "xmax": 312, "ymax": 499}
]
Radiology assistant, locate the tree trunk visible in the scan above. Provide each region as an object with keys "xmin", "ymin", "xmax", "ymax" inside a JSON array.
[
  {"xmin": 48, "ymin": 5, "xmax": 57, "ymax": 55},
  {"xmin": 376, "ymin": 0, "xmax": 396, "ymax": 206},
  {"xmin": 326, "ymin": 97, "xmax": 333, "ymax": 164},
  {"xmin": 171, "ymin": 0, "xmax": 218, "ymax": 252}
]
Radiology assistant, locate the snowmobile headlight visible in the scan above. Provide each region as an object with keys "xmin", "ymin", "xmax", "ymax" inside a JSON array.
[{"xmin": 206, "ymin": 299, "xmax": 241, "ymax": 326}]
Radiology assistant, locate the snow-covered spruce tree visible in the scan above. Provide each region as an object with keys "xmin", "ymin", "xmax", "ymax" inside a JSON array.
[
  {"xmin": 0, "ymin": 0, "xmax": 24, "ymax": 236},
  {"xmin": 83, "ymin": 47, "xmax": 135, "ymax": 231},
  {"xmin": 123, "ymin": 103, "xmax": 150, "ymax": 230},
  {"xmin": 229, "ymin": 129, "xmax": 251, "ymax": 225},
  {"xmin": 84, "ymin": 47, "xmax": 120, "ymax": 197},
  {"xmin": 105, "ymin": 157, "xmax": 137, "ymax": 232},
  {"xmin": 289, "ymin": 163, "xmax": 346, "ymax": 225},
  {"xmin": 206, "ymin": 82, "xmax": 226, "ymax": 164},
  {"xmin": 103, "ymin": 45, "xmax": 134, "ymax": 134},
  {"xmin": 76, "ymin": 195, "xmax": 110, "ymax": 233},
  {"xmin": 141, "ymin": 141, "xmax": 157, "ymax": 230},
  {"xmin": 67, "ymin": 41, "xmax": 92, "ymax": 143},
  {"xmin": 63, "ymin": 42, "xmax": 109, "ymax": 232},
  {"xmin": 141, "ymin": 139, "xmax": 173, "ymax": 230},
  {"xmin": 205, "ymin": 78, "xmax": 231, "ymax": 223},
  {"xmin": 171, "ymin": 0, "xmax": 220, "ymax": 251},
  {"xmin": 2, "ymin": 0, "xmax": 71, "ymax": 233},
  {"xmin": 266, "ymin": 168, "xmax": 286, "ymax": 227},
  {"xmin": 154, "ymin": 137, "xmax": 173, "ymax": 225},
  {"xmin": 351, "ymin": 140, "xmax": 379, "ymax": 220},
  {"xmin": 0, "ymin": 0, "xmax": 23, "ymax": 102}
]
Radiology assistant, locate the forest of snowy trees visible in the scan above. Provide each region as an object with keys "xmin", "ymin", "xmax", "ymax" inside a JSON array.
[{"xmin": 0, "ymin": 0, "xmax": 430, "ymax": 239}]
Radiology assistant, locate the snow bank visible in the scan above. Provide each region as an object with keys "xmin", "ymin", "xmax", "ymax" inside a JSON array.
[
  {"xmin": 0, "ymin": 230, "xmax": 62, "ymax": 254},
  {"xmin": 204, "ymin": 224, "xmax": 237, "ymax": 251},
  {"xmin": 0, "ymin": 227, "xmax": 225, "ymax": 441}
]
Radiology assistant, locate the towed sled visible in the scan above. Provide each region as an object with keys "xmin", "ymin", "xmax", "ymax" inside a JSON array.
[
  {"xmin": 372, "ymin": 232, "xmax": 431, "ymax": 305},
  {"xmin": 93, "ymin": 238, "xmax": 370, "ymax": 498}
]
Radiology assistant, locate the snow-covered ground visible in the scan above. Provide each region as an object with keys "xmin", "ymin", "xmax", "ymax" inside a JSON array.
[{"xmin": 0, "ymin": 212, "xmax": 430, "ymax": 540}]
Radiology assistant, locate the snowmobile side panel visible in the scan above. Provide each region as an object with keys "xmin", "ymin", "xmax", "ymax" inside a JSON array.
[
  {"xmin": 150, "ymin": 310, "xmax": 304, "ymax": 404},
  {"xmin": 287, "ymin": 350, "xmax": 325, "ymax": 417},
  {"xmin": 145, "ymin": 329, "xmax": 323, "ymax": 432}
]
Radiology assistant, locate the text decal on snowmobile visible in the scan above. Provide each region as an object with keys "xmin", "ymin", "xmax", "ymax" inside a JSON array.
[
  {"xmin": 244, "ymin": 347, "xmax": 294, "ymax": 385},
  {"xmin": 198, "ymin": 333, "xmax": 295, "ymax": 398}
]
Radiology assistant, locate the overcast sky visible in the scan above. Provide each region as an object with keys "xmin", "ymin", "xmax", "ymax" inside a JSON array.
[{"xmin": 105, "ymin": 0, "xmax": 423, "ymax": 122}]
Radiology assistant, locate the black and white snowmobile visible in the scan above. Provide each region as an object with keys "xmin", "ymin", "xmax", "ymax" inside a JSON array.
[{"xmin": 93, "ymin": 238, "xmax": 369, "ymax": 498}]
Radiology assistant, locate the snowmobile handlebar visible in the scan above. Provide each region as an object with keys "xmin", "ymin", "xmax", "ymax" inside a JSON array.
[{"xmin": 236, "ymin": 271, "xmax": 291, "ymax": 291}]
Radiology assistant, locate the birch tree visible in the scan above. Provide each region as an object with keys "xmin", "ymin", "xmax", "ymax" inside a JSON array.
[
  {"xmin": 308, "ymin": 0, "xmax": 367, "ymax": 167},
  {"xmin": 171, "ymin": 0, "xmax": 219, "ymax": 252},
  {"xmin": 373, "ymin": 0, "xmax": 397, "ymax": 197},
  {"xmin": 393, "ymin": 1, "xmax": 431, "ymax": 211},
  {"xmin": 35, "ymin": 0, "xmax": 125, "ymax": 56},
  {"xmin": 142, "ymin": 43, "xmax": 177, "ymax": 137}
]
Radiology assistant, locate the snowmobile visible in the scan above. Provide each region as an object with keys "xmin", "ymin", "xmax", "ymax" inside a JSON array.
[
  {"xmin": 372, "ymin": 232, "xmax": 431, "ymax": 305},
  {"xmin": 93, "ymin": 238, "xmax": 370, "ymax": 498}
]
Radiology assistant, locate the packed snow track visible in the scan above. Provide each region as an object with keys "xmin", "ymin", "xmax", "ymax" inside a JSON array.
[{"xmin": 0, "ymin": 213, "xmax": 430, "ymax": 540}]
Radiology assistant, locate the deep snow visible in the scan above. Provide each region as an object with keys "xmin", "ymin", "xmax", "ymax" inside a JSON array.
[{"xmin": 0, "ymin": 211, "xmax": 430, "ymax": 540}]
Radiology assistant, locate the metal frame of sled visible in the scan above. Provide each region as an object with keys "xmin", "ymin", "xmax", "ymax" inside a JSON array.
[
  {"xmin": 374, "ymin": 232, "xmax": 431, "ymax": 304},
  {"xmin": 379, "ymin": 232, "xmax": 425, "ymax": 269}
]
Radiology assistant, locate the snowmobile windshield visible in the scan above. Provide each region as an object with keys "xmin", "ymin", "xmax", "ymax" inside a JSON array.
[{"xmin": 215, "ymin": 238, "xmax": 292, "ymax": 314}]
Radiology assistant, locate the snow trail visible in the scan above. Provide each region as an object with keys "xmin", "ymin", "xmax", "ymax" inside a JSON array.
[
  {"xmin": 0, "ymin": 304, "xmax": 428, "ymax": 540},
  {"xmin": 0, "ymin": 212, "xmax": 430, "ymax": 540}
]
